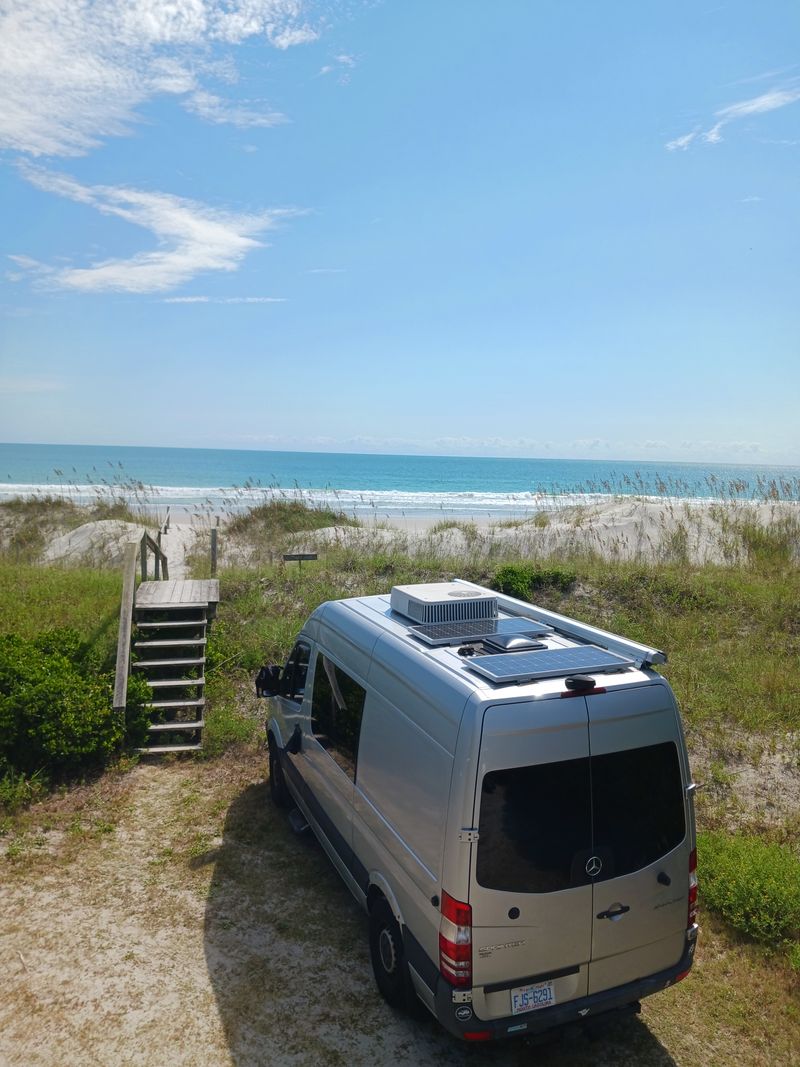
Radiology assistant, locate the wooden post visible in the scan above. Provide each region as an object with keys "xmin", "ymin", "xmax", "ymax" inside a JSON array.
[
  {"xmin": 140, "ymin": 537, "xmax": 147, "ymax": 581},
  {"xmin": 210, "ymin": 527, "xmax": 218, "ymax": 576},
  {"xmin": 155, "ymin": 531, "xmax": 162, "ymax": 580},
  {"xmin": 113, "ymin": 541, "xmax": 139, "ymax": 727}
]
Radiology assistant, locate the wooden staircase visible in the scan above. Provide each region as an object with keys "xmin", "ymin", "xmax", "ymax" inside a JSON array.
[{"xmin": 132, "ymin": 579, "xmax": 219, "ymax": 754}]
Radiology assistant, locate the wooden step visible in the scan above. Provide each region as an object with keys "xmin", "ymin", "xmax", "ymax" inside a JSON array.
[
  {"xmin": 134, "ymin": 638, "xmax": 207, "ymax": 649},
  {"xmin": 133, "ymin": 657, "xmax": 204, "ymax": 669},
  {"xmin": 147, "ymin": 677, "xmax": 205, "ymax": 689},
  {"xmin": 136, "ymin": 602, "xmax": 209, "ymax": 612},
  {"xmin": 148, "ymin": 720, "xmax": 204, "ymax": 732},
  {"xmin": 146, "ymin": 698, "xmax": 205, "ymax": 710},
  {"xmin": 136, "ymin": 620, "xmax": 207, "ymax": 630},
  {"xmin": 137, "ymin": 744, "xmax": 203, "ymax": 754}
]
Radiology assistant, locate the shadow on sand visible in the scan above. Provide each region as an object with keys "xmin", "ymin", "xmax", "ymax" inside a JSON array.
[{"xmin": 198, "ymin": 781, "xmax": 680, "ymax": 1067}]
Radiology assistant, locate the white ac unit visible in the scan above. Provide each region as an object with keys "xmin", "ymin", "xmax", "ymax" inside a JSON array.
[{"xmin": 390, "ymin": 582, "xmax": 498, "ymax": 625}]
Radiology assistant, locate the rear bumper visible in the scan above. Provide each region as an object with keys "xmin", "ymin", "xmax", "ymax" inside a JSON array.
[{"xmin": 431, "ymin": 934, "xmax": 697, "ymax": 1041}]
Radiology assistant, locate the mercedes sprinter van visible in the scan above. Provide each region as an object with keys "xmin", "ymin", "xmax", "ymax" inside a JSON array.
[{"xmin": 264, "ymin": 580, "xmax": 698, "ymax": 1042}]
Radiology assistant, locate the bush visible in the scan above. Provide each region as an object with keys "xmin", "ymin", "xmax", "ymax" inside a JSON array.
[
  {"xmin": 0, "ymin": 768, "xmax": 48, "ymax": 813},
  {"xmin": 492, "ymin": 562, "xmax": 576, "ymax": 599},
  {"xmin": 698, "ymin": 831, "xmax": 800, "ymax": 953},
  {"xmin": 0, "ymin": 629, "xmax": 150, "ymax": 784}
]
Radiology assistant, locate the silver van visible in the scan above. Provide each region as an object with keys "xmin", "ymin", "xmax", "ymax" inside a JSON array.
[{"xmin": 264, "ymin": 580, "xmax": 698, "ymax": 1042}]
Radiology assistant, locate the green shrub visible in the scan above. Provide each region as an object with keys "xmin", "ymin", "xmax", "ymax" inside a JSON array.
[
  {"xmin": 698, "ymin": 831, "xmax": 800, "ymax": 953},
  {"xmin": 492, "ymin": 562, "xmax": 576, "ymax": 599},
  {"xmin": 124, "ymin": 673, "xmax": 153, "ymax": 750},
  {"xmin": 0, "ymin": 629, "xmax": 151, "ymax": 784},
  {"xmin": 0, "ymin": 768, "xmax": 48, "ymax": 813}
]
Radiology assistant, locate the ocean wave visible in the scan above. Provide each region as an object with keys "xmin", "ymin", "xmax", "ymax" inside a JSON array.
[{"xmin": 0, "ymin": 481, "xmax": 759, "ymax": 516}]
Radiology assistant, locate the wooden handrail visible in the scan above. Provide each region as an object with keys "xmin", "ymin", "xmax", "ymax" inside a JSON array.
[
  {"xmin": 113, "ymin": 531, "xmax": 169, "ymax": 715},
  {"xmin": 140, "ymin": 532, "xmax": 169, "ymax": 581}
]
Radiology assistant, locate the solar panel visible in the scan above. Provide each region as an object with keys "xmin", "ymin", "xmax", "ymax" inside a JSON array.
[
  {"xmin": 465, "ymin": 645, "xmax": 634, "ymax": 683},
  {"xmin": 410, "ymin": 617, "xmax": 553, "ymax": 647}
]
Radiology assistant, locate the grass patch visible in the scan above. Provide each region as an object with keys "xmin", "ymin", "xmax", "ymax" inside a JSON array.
[
  {"xmin": 0, "ymin": 562, "xmax": 122, "ymax": 658},
  {"xmin": 227, "ymin": 498, "xmax": 359, "ymax": 539},
  {"xmin": 698, "ymin": 831, "xmax": 800, "ymax": 963},
  {"xmin": 0, "ymin": 496, "xmax": 155, "ymax": 564},
  {"xmin": 492, "ymin": 561, "xmax": 577, "ymax": 598}
]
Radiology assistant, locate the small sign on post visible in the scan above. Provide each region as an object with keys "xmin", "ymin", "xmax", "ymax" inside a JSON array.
[{"xmin": 282, "ymin": 552, "xmax": 318, "ymax": 572}]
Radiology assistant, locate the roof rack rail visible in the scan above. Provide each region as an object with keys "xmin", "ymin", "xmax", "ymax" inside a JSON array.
[{"xmin": 451, "ymin": 579, "xmax": 666, "ymax": 668}]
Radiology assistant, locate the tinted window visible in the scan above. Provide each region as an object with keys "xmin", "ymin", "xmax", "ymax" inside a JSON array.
[
  {"xmin": 311, "ymin": 654, "xmax": 367, "ymax": 781},
  {"xmin": 476, "ymin": 758, "xmax": 591, "ymax": 893},
  {"xmin": 476, "ymin": 742, "xmax": 686, "ymax": 894},
  {"xmin": 592, "ymin": 741, "xmax": 685, "ymax": 878},
  {"xmin": 280, "ymin": 642, "xmax": 310, "ymax": 703}
]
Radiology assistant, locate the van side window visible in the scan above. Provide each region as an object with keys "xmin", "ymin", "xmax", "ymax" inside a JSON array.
[
  {"xmin": 280, "ymin": 642, "xmax": 310, "ymax": 704},
  {"xmin": 311, "ymin": 654, "xmax": 367, "ymax": 781}
]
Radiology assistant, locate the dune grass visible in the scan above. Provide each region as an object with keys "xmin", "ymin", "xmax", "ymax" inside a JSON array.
[
  {"xmin": 0, "ymin": 496, "xmax": 155, "ymax": 564},
  {"xmin": 0, "ymin": 561, "xmax": 122, "ymax": 658}
]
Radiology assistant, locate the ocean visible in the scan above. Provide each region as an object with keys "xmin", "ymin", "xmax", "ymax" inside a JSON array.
[{"xmin": 0, "ymin": 442, "xmax": 797, "ymax": 520}]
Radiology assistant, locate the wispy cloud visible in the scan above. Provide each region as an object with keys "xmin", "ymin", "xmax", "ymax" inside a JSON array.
[
  {"xmin": 666, "ymin": 129, "xmax": 699, "ymax": 152},
  {"xmin": 319, "ymin": 52, "xmax": 357, "ymax": 82},
  {"xmin": 666, "ymin": 81, "xmax": 800, "ymax": 150},
  {"xmin": 0, "ymin": 0, "xmax": 321, "ymax": 156},
  {"xmin": 184, "ymin": 91, "xmax": 288, "ymax": 129},
  {"xmin": 717, "ymin": 87, "xmax": 800, "ymax": 120},
  {"xmin": 307, "ymin": 267, "xmax": 346, "ymax": 274},
  {"xmin": 164, "ymin": 295, "xmax": 287, "ymax": 303},
  {"xmin": 16, "ymin": 164, "xmax": 300, "ymax": 293}
]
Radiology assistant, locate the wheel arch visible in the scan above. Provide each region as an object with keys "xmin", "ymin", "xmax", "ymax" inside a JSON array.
[
  {"xmin": 366, "ymin": 874, "xmax": 404, "ymax": 928},
  {"xmin": 266, "ymin": 719, "xmax": 284, "ymax": 750}
]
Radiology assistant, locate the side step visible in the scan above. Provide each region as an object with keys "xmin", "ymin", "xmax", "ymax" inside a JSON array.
[{"xmin": 288, "ymin": 808, "xmax": 310, "ymax": 835}]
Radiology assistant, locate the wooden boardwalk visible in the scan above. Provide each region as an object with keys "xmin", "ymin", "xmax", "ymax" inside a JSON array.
[
  {"xmin": 132, "ymin": 579, "xmax": 220, "ymax": 753},
  {"xmin": 135, "ymin": 579, "xmax": 219, "ymax": 611}
]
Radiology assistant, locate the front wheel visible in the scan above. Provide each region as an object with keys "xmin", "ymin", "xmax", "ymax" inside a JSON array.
[
  {"xmin": 268, "ymin": 740, "xmax": 290, "ymax": 808},
  {"xmin": 369, "ymin": 898, "xmax": 414, "ymax": 1009}
]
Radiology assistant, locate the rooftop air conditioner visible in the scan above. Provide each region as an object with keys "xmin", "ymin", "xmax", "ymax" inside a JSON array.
[{"xmin": 390, "ymin": 582, "xmax": 498, "ymax": 625}]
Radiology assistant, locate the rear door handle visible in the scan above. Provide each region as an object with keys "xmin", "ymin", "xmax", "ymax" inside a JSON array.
[{"xmin": 596, "ymin": 904, "xmax": 630, "ymax": 920}]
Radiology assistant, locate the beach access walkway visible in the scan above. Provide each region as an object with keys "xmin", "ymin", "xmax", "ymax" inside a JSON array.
[{"xmin": 131, "ymin": 578, "xmax": 219, "ymax": 754}]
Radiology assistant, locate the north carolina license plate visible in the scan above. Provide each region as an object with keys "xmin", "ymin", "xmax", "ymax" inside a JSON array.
[{"xmin": 510, "ymin": 979, "xmax": 556, "ymax": 1015}]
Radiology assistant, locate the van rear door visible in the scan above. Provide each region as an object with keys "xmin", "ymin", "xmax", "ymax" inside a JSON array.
[
  {"xmin": 585, "ymin": 686, "xmax": 689, "ymax": 994},
  {"xmin": 468, "ymin": 699, "xmax": 593, "ymax": 1020}
]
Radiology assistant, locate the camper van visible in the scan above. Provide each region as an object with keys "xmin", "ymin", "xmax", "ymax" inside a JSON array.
[{"xmin": 264, "ymin": 580, "xmax": 698, "ymax": 1042}]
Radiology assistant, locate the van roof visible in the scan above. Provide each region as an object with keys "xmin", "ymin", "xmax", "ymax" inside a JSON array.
[{"xmin": 305, "ymin": 581, "xmax": 667, "ymax": 704}]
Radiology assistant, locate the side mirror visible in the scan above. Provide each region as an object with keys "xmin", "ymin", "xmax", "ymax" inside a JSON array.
[{"xmin": 256, "ymin": 664, "xmax": 283, "ymax": 698}]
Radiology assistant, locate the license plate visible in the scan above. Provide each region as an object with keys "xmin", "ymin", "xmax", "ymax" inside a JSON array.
[{"xmin": 510, "ymin": 979, "xmax": 556, "ymax": 1015}]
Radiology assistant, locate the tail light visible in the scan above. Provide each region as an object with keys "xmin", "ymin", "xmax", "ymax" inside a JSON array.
[
  {"xmin": 439, "ymin": 890, "xmax": 472, "ymax": 987},
  {"xmin": 688, "ymin": 846, "xmax": 698, "ymax": 928}
]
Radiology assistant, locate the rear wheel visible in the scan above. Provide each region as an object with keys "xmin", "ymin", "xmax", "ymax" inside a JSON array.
[
  {"xmin": 369, "ymin": 898, "xmax": 414, "ymax": 1009},
  {"xmin": 268, "ymin": 740, "xmax": 290, "ymax": 808}
]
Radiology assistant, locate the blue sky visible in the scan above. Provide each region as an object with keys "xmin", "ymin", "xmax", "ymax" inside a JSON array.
[{"xmin": 1, "ymin": 1, "xmax": 798, "ymax": 463}]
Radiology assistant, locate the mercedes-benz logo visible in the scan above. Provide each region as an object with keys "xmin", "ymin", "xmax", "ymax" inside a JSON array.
[{"xmin": 585, "ymin": 856, "xmax": 603, "ymax": 877}]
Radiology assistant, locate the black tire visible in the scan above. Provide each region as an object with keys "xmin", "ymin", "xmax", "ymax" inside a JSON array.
[
  {"xmin": 369, "ymin": 898, "xmax": 414, "ymax": 1009},
  {"xmin": 268, "ymin": 740, "xmax": 290, "ymax": 808}
]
